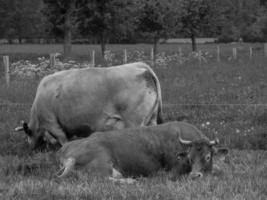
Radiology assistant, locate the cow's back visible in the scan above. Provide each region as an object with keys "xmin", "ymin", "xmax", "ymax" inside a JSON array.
[{"xmin": 29, "ymin": 63, "xmax": 161, "ymax": 141}]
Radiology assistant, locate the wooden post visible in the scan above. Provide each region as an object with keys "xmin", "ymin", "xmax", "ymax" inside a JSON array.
[
  {"xmin": 123, "ymin": 49, "xmax": 127, "ymax": 64},
  {"xmin": 233, "ymin": 48, "xmax": 237, "ymax": 60},
  {"xmin": 217, "ymin": 46, "xmax": 220, "ymax": 62},
  {"xmin": 198, "ymin": 50, "xmax": 202, "ymax": 65},
  {"xmin": 249, "ymin": 47, "xmax": 253, "ymax": 59},
  {"xmin": 91, "ymin": 50, "xmax": 95, "ymax": 67},
  {"xmin": 178, "ymin": 47, "xmax": 183, "ymax": 64},
  {"xmin": 49, "ymin": 53, "xmax": 56, "ymax": 68},
  {"xmin": 151, "ymin": 48, "xmax": 154, "ymax": 66},
  {"xmin": 264, "ymin": 43, "xmax": 267, "ymax": 57},
  {"xmin": 178, "ymin": 47, "xmax": 182, "ymax": 57},
  {"xmin": 3, "ymin": 56, "xmax": 10, "ymax": 87}
]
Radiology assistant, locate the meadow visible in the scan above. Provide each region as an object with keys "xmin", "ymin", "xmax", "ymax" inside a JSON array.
[{"xmin": 0, "ymin": 43, "xmax": 266, "ymax": 199}]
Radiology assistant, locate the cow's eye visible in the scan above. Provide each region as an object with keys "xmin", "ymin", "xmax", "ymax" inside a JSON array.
[{"xmin": 205, "ymin": 154, "xmax": 211, "ymax": 162}]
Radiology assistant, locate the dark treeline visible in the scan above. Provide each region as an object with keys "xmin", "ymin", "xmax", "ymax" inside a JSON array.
[{"xmin": 0, "ymin": 0, "xmax": 267, "ymax": 57}]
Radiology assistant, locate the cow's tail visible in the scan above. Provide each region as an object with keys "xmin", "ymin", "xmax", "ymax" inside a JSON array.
[
  {"xmin": 138, "ymin": 62, "xmax": 163, "ymax": 125},
  {"xmin": 56, "ymin": 157, "xmax": 75, "ymax": 178}
]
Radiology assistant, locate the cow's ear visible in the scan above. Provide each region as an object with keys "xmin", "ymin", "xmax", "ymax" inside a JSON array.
[
  {"xmin": 22, "ymin": 122, "xmax": 32, "ymax": 136},
  {"xmin": 177, "ymin": 151, "xmax": 188, "ymax": 159}
]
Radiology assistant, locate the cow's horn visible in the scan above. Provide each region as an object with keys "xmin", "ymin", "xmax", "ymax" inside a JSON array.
[
  {"xmin": 15, "ymin": 126, "xmax": 24, "ymax": 132},
  {"xmin": 178, "ymin": 136, "xmax": 192, "ymax": 145},
  {"xmin": 209, "ymin": 138, "xmax": 219, "ymax": 145},
  {"xmin": 14, "ymin": 120, "xmax": 26, "ymax": 132},
  {"xmin": 57, "ymin": 157, "xmax": 75, "ymax": 178}
]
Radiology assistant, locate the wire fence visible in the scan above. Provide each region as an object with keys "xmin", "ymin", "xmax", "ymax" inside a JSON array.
[{"xmin": 1, "ymin": 103, "xmax": 266, "ymax": 108}]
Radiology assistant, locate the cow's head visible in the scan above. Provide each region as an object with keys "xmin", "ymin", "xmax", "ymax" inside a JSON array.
[
  {"xmin": 178, "ymin": 137, "xmax": 228, "ymax": 179},
  {"xmin": 15, "ymin": 120, "xmax": 48, "ymax": 150}
]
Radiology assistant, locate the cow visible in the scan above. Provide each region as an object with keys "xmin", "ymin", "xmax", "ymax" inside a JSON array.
[
  {"xmin": 56, "ymin": 121, "xmax": 228, "ymax": 180},
  {"xmin": 15, "ymin": 62, "xmax": 162, "ymax": 149}
]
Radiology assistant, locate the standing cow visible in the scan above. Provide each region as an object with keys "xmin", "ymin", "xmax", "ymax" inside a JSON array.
[
  {"xmin": 56, "ymin": 121, "xmax": 228, "ymax": 180},
  {"xmin": 15, "ymin": 62, "xmax": 162, "ymax": 149}
]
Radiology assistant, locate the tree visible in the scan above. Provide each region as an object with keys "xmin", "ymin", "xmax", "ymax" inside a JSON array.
[
  {"xmin": 0, "ymin": 0, "xmax": 8, "ymax": 39},
  {"xmin": 216, "ymin": 0, "xmax": 267, "ymax": 42},
  {"xmin": 179, "ymin": 0, "xmax": 218, "ymax": 51},
  {"xmin": 78, "ymin": 0, "xmax": 134, "ymax": 57},
  {"xmin": 0, "ymin": 0, "xmax": 44, "ymax": 43},
  {"xmin": 135, "ymin": 0, "xmax": 177, "ymax": 56},
  {"xmin": 43, "ymin": 0, "xmax": 78, "ymax": 59}
]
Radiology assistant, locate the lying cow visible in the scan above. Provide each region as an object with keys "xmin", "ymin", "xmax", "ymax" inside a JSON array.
[
  {"xmin": 15, "ymin": 62, "xmax": 162, "ymax": 149},
  {"xmin": 56, "ymin": 121, "xmax": 228, "ymax": 180}
]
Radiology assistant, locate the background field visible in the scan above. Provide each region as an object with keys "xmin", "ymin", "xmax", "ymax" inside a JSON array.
[
  {"xmin": 0, "ymin": 43, "xmax": 266, "ymax": 63},
  {"xmin": 0, "ymin": 43, "xmax": 267, "ymax": 199}
]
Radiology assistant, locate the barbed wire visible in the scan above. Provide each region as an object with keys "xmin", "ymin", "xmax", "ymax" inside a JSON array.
[
  {"xmin": 164, "ymin": 103, "xmax": 267, "ymax": 107},
  {"xmin": 0, "ymin": 103, "xmax": 266, "ymax": 108}
]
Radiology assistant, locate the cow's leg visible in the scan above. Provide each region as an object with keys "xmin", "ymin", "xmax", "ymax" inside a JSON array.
[
  {"xmin": 111, "ymin": 168, "xmax": 123, "ymax": 178},
  {"xmin": 108, "ymin": 167, "xmax": 136, "ymax": 184},
  {"xmin": 146, "ymin": 112, "xmax": 157, "ymax": 126},
  {"xmin": 103, "ymin": 113, "xmax": 125, "ymax": 130},
  {"xmin": 108, "ymin": 176, "xmax": 136, "ymax": 184},
  {"xmin": 44, "ymin": 131, "xmax": 58, "ymax": 145},
  {"xmin": 85, "ymin": 152, "xmax": 114, "ymax": 177},
  {"xmin": 45, "ymin": 125, "xmax": 68, "ymax": 146},
  {"xmin": 85, "ymin": 153, "xmax": 136, "ymax": 185}
]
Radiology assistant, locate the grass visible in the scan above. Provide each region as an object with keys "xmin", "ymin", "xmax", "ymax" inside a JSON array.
[
  {"xmin": 0, "ymin": 43, "xmax": 266, "ymax": 199},
  {"xmin": 0, "ymin": 147, "xmax": 266, "ymax": 199}
]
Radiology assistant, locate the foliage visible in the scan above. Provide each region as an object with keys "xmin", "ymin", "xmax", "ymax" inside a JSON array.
[
  {"xmin": 242, "ymin": 7, "xmax": 267, "ymax": 42},
  {"xmin": 10, "ymin": 56, "xmax": 92, "ymax": 79},
  {"xmin": 8, "ymin": 49, "xmax": 214, "ymax": 77},
  {"xmin": 42, "ymin": 0, "xmax": 82, "ymax": 58},
  {"xmin": 217, "ymin": 0, "xmax": 267, "ymax": 42},
  {"xmin": 1, "ymin": 0, "xmax": 267, "ymax": 57},
  {"xmin": 42, "ymin": 0, "xmax": 77, "ymax": 38},
  {"xmin": 178, "ymin": 0, "xmax": 218, "ymax": 51},
  {"xmin": 77, "ymin": 0, "xmax": 134, "ymax": 57},
  {"xmin": 0, "ymin": 0, "xmax": 44, "ymax": 42},
  {"xmin": 135, "ymin": 0, "xmax": 178, "ymax": 54}
]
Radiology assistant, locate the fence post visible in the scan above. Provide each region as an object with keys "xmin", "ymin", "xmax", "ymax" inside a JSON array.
[
  {"xmin": 151, "ymin": 48, "xmax": 154, "ymax": 66},
  {"xmin": 178, "ymin": 47, "xmax": 182, "ymax": 57},
  {"xmin": 249, "ymin": 47, "xmax": 253, "ymax": 59},
  {"xmin": 3, "ymin": 56, "xmax": 10, "ymax": 87},
  {"xmin": 91, "ymin": 50, "xmax": 95, "ymax": 67},
  {"xmin": 123, "ymin": 49, "xmax": 127, "ymax": 64},
  {"xmin": 198, "ymin": 50, "xmax": 202, "ymax": 65},
  {"xmin": 217, "ymin": 46, "xmax": 220, "ymax": 62},
  {"xmin": 233, "ymin": 48, "xmax": 237, "ymax": 60},
  {"xmin": 49, "ymin": 53, "xmax": 56, "ymax": 68},
  {"xmin": 264, "ymin": 43, "xmax": 267, "ymax": 57}
]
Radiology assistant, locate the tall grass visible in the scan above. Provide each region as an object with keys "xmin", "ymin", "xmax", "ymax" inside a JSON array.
[{"xmin": 0, "ymin": 149, "xmax": 266, "ymax": 199}]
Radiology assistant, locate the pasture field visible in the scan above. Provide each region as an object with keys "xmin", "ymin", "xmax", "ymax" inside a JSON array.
[{"xmin": 0, "ymin": 43, "xmax": 267, "ymax": 199}]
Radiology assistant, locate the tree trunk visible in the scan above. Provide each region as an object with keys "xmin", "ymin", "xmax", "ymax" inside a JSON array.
[
  {"xmin": 191, "ymin": 34, "xmax": 197, "ymax": 52},
  {"xmin": 153, "ymin": 36, "xmax": 159, "ymax": 58},
  {"xmin": 18, "ymin": 36, "xmax": 22, "ymax": 44},
  {"xmin": 63, "ymin": 3, "xmax": 73, "ymax": 60},
  {"xmin": 100, "ymin": 35, "xmax": 106, "ymax": 58}
]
